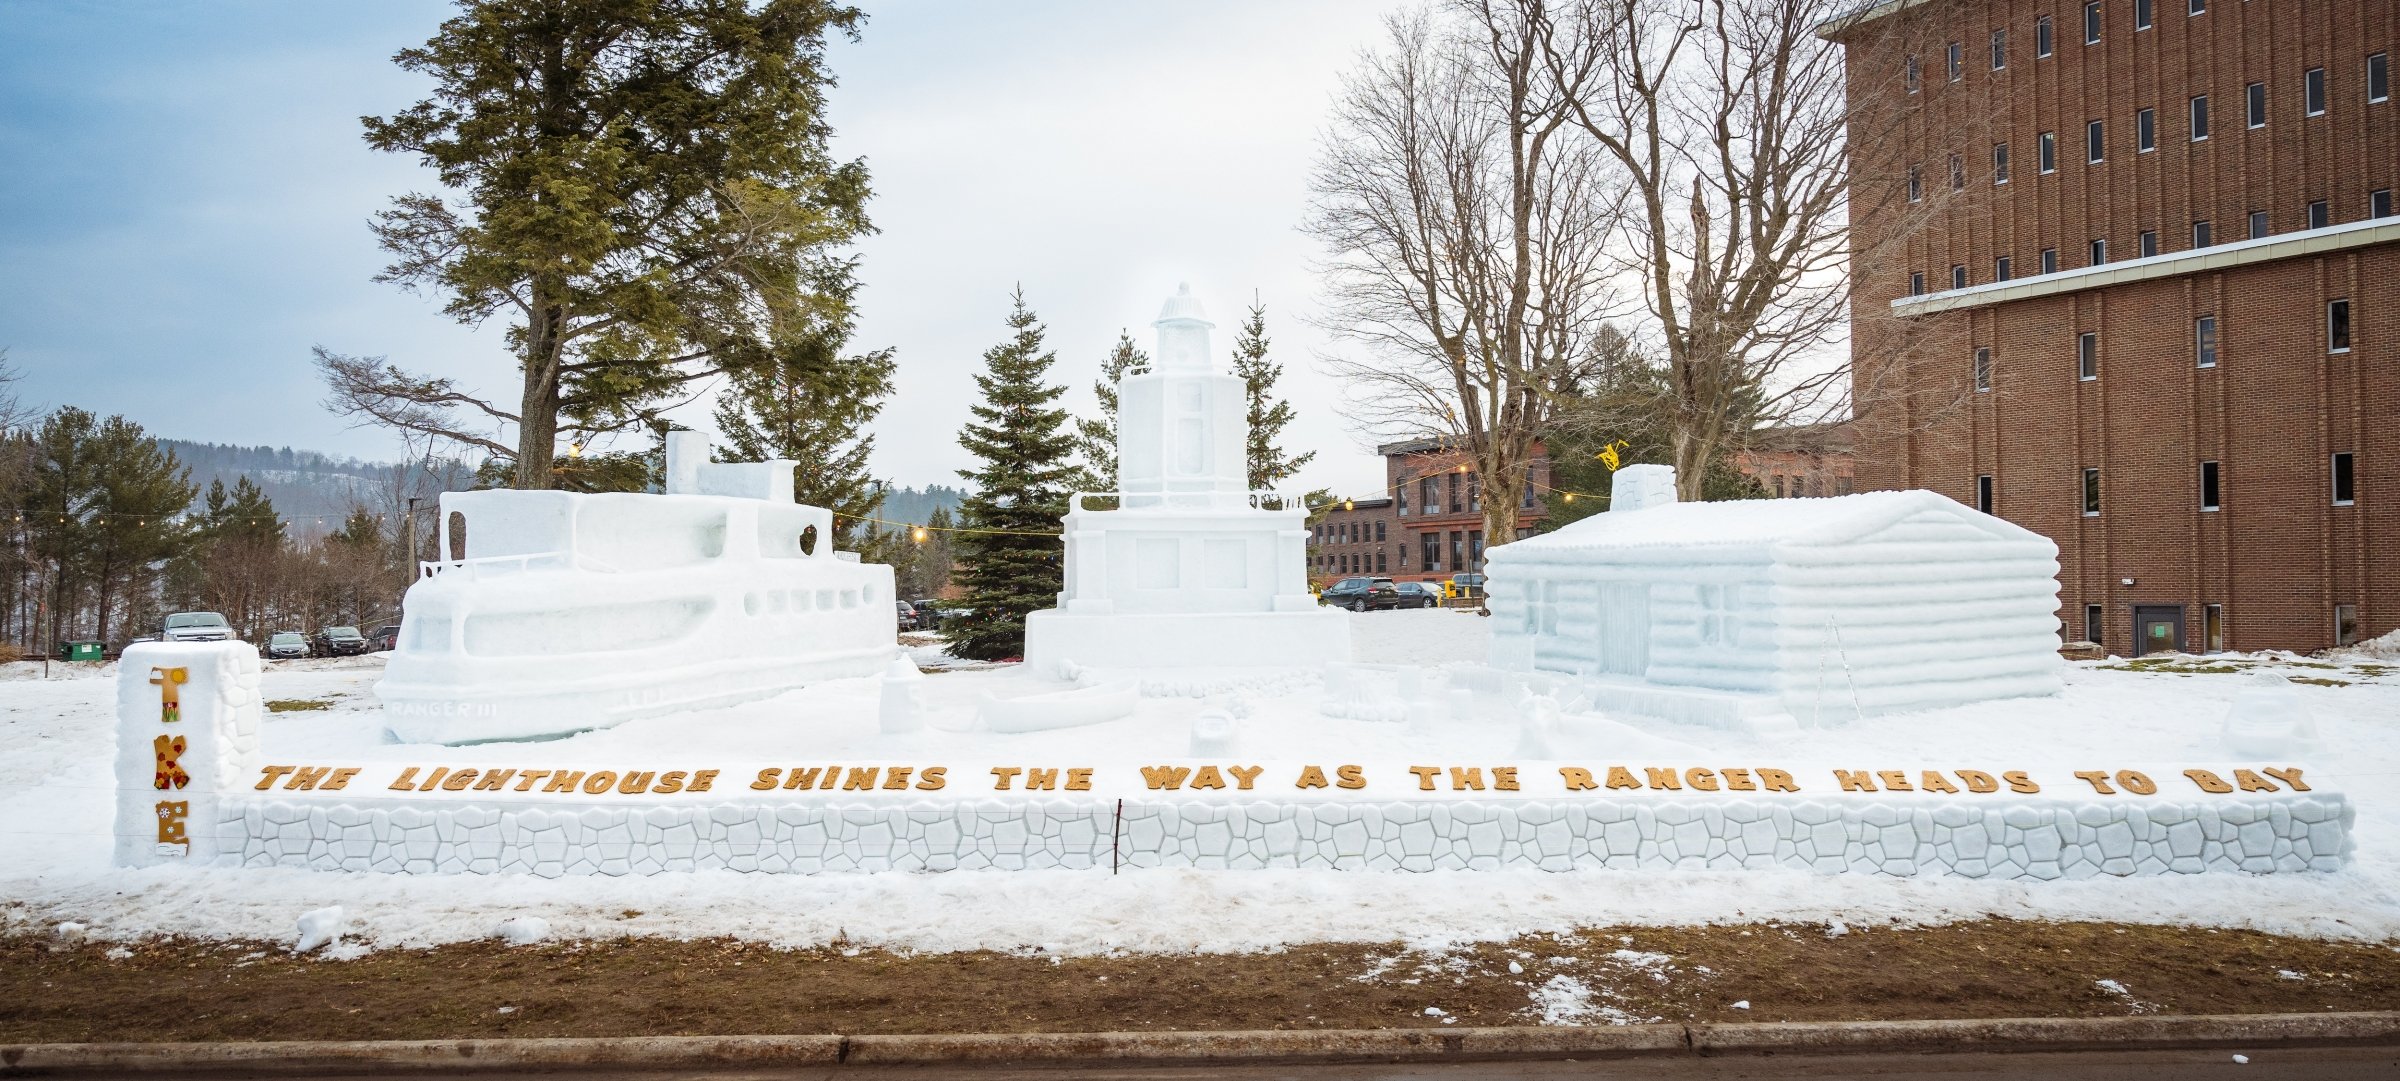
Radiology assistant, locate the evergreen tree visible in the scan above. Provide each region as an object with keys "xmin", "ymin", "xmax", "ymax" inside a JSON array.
[
  {"xmin": 904, "ymin": 505, "xmax": 957, "ymax": 599},
  {"xmin": 1541, "ymin": 344, "xmax": 1764, "ymax": 529},
  {"xmin": 713, "ymin": 261, "xmax": 896, "ymax": 548},
  {"xmin": 26, "ymin": 408, "xmax": 195, "ymax": 645},
  {"xmin": 1071, "ymin": 331, "xmax": 1149, "ymax": 492},
  {"xmin": 1227, "ymin": 298, "xmax": 1315, "ymax": 494},
  {"xmin": 949, "ymin": 290, "xmax": 1076, "ymax": 661}
]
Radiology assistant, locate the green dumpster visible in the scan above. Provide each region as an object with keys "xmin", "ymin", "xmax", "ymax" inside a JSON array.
[{"xmin": 62, "ymin": 640, "xmax": 105, "ymax": 661}]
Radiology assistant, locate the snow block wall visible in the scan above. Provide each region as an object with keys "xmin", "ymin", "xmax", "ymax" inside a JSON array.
[
  {"xmin": 115, "ymin": 642, "xmax": 264, "ymax": 867},
  {"xmin": 210, "ymin": 792, "xmax": 2349, "ymax": 878}
]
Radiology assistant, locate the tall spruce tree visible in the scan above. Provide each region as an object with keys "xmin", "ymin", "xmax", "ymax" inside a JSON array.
[
  {"xmin": 713, "ymin": 262, "xmax": 896, "ymax": 548},
  {"xmin": 949, "ymin": 290, "xmax": 1075, "ymax": 661},
  {"xmin": 1226, "ymin": 298, "xmax": 1314, "ymax": 493},
  {"xmin": 1071, "ymin": 331, "xmax": 1149, "ymax": 492}
]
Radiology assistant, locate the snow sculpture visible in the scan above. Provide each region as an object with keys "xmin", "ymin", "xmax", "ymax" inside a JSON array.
[
  {"xmin": 1023, "ymin": 285, "xmax": 1348, "ymax": 670},
  {"xmin": 2221, "ymin": 672, "xmax": 2319, "ymax": 757},
  {"xmin": 114, "ymin": 641, "xmax": 262, "ymax": 867},
  {"xmin": 1486, "ymin": 464, "xmax": 2063, "ymax": 728},
  {"xmin": 877, "ymin": 656, "xmax": 926, "ymax": 734},
  {"xmin": 377, "ymin": 432, "xmax": 895, "ymax": 744}
]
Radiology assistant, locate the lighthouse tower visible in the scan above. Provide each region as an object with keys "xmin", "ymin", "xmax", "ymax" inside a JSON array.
[{"xmin": 1022, "ymin": 284, "xmax": 1349, "ymax": 672}]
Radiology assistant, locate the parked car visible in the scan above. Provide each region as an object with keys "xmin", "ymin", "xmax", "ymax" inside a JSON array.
[
  {"xmin": 369, "ymin": 625, "xmax": 402, "ymax": 651},
  {"xmin": 1320, "ymin": 576, "xmax": 1410, "ymax": 612},
  {"xmin": 265, "ymin": 632, "xmax": 311, "ymax": 660},
  {"xmin": 312, "ymin": 625, "xmax": 370, "ymax": 657},
  {"xmin": 1392, "ymin": 581, "xmax": 1442, "ymax": 609},
  {"xmin": 910, "ymin": 599, "xmax": 944, "ymax": 629},
  {"xmin": 895, "ymin": 601, "xmax": 919, "ymax": 632},
  {"xmin": 162, "ymin": 611, "xmax": 235, "ymax": 643}
]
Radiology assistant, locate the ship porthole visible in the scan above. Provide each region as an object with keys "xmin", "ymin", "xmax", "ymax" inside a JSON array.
[
  {"xmin": 743, "ymin": 592, "xmax": 761, "ymax": 617},
  {"xmin": 799, "ymin": 524, "xmax": 819, "ymax": 556},
  {"xmin": 862, "ymin": 583, "xmax": 877, "ymax": 604}
]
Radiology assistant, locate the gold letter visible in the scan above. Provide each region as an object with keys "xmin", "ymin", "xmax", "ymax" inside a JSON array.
[
  {"xmin": 1140, "ymin": 766, "xmax": 1190, "ymax": 790},
  {"xmin": 1559, "ymin": 767, "xmax": 1598, "ymax": 791},
  {"xmin": 514, "ymin": 769, "xmax": 551, "ymax": 792},
  {"xmin": 655, "ymin": 771, "xmax": 686, "ymax": 794},
  {"xmin": 437, "ymin": 768, "xmax": 475, "ymax": 792},
  {"xmin": 750, "ymin": 768, "xmax": 780, "ymax": 791},
  {"xmin": 2184, "ymin": 768, "xmax": 2233, "ymax": 793},
  {"xmin": 2072, "ymin": 770, "xmax": 2117, "ymax": 794},
  {"xmin": 1876, "ymin": 770, "xmax": 1914, "ymax": 792},
  {"xmin": 1024, "ymin": 768, "xmax": 1056, "ymax": 791},
  {"xmin": 1606, "ymin": 766, "xmax": 1644, "ymax": 791},
  {"xmin": 1685, "ymin": 768, "xmax": 1719, "ymax": 792},
  {"xmin": 581, "ymin": 771, "xmax": 617, "ymax": 794},
  {"xmin": 1064, "ymin": 768, "xmax": 1092, "ymax": 791},
  {"xmin": 544, "ymin": 771, "xmax": 585, "ymax": 793},
  {"xmin": 259, "ymin": 765, "xmax": 297, "ymax": 791},
  {"xmin": 1722, "ymin": 768, "xmax": 1756, "ymax": 792},
  {"xmin": 1957, "ymin": 769, "xmax": 2000, "ymax": 793},
  {"xmin": 1919, "ymin": 771, "xmax": 1960, "ymax": 794},
  {"xmin": 1229, "ymin": 765, "xmax": 1264, "ymax": 790},
  {"xmin": 883, "ymin": 767, "xmax": 915, "ymax": 790},
  {"xmin": 1644, "ymin": 768, "xmax": 1682, "ymax": 791},
  {"xmin": 916, "ymin": 767, "xmax": 948, "ymax": 791},
  {"xmin": 471, "ymin": 769, "xmax": 514, "ymax": 792},
  {"xmin": 842, "ymin": 767, "xmax": 880, "ymax": 790},
  {"xmin": 1833, "ymin": 769, "xmax": 1878, "ymax": 793},
  {"xmin": 1757, "ymin": 769, "xmax": 1801, "ymax": 793},
  {"xmin": 324, "ymin": 767, "xmax": 361, "ymax": 791},
  {"xmin": 2234, "ymin": 769, "xmax": 2279, "ymax": 793},
  {"xmin": 991, "ymin": 766, "xmax": 1022, "ymax": 790},
  {"xmin": 2114, "ymin": 770, "xmax": 2157, "ymax": 795},
  {"xmin": 617, "ymin": 771, "xmax": 654, "ymax": 794},
  {"xmin": 1336, "ymin": 765, "xmax": 1366, "ymax": 790},
  {"xmin": 2003, "ymin": 770, "xmax": 2040, "ymax": 794},
  {"xmin": 1296, "ymin": 765, "xmax": 1331, "ymax": 789},
  {"xmin": 1190, "ymin": 766, "xmax": 1227, "ymax": 790},
  {"xmin": 2262, "ymin": 767, "xmax": 2311, "ymax": 792},
  {"xmin": 1450, "ymin": 767, "xmax": 1486, "ymax": 791}
]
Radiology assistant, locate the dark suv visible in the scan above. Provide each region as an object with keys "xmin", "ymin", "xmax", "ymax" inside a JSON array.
[
  {"xmin": 1320, "ymin": 576, "xmax": 1410, "ymax": 612},
  {"xmin": 312, "ymin": 626, "xmax": 370, "ymax": 657}
]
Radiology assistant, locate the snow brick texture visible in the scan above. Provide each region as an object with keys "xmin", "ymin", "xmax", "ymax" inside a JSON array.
[{"xmin": 218, "ymin": 793, "xmax": 2350, "ymax": 879}]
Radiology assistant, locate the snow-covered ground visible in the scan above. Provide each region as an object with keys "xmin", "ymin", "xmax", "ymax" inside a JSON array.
[{"xmin": 3, "ymin": 609, "xmax": 2395, "ymax": 954}]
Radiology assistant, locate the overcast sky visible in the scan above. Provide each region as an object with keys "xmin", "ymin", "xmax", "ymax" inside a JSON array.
[{"xmin": 0, "ymin": 0, "xmax": 1407, "ymax": 498}]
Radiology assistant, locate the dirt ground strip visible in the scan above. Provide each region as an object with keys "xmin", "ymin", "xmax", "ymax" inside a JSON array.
[{"xmin": 4, "ymin": 921, "xmax": 2398, "ymax": 1044}]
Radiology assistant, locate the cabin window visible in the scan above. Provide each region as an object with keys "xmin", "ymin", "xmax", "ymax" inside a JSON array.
[{"xmin": 1696, "ymin": 584, "xmax": 1739, "ymax": 647}]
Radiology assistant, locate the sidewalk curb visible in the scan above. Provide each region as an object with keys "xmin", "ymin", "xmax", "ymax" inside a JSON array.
[{"xmin": 3, "ymin": 1012, "xmax": 2395, "ymax": 1075}]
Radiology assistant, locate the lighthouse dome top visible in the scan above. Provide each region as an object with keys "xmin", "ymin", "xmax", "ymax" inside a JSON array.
[{"xmin": 1153, "ymin": 282, "xmax": 1213, "ymax": 328}]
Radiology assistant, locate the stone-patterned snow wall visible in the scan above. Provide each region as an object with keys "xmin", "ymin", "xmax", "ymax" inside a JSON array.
[{"xmin": 215, "ymin": 792, "xmax": 2351, "ymax": 879}]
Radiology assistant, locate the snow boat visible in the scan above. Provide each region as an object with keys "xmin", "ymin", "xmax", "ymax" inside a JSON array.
[{"xmin": 376, "ymin": 435, "xmax": 896, "ymax": 745}]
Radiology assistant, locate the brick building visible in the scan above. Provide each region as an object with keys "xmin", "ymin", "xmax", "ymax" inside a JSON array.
[
  {"xmin": 1736, "ymin": 422, "xmax": 1860, "ymax": 498},
  {"xmin": 1829, "ymin": 0, "xmax": 2395, "ymax": 653},
  {"xmin": 1309, "ymin": 439, "xmax": 1552, "ymax": 586}
]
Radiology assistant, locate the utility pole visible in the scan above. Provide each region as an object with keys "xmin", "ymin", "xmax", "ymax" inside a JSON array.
[{"xmin": 402, "ymin": 497, "xmax": 418, "ymax": 581}]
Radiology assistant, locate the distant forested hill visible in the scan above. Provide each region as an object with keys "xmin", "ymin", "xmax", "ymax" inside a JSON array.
[
  {"xmin": 157, "ymin": 440, "xmax": 475, "ymax": 531},
  {"xmin": 877, "ymin": 484, "xmax": 965, "ymax": 526}
]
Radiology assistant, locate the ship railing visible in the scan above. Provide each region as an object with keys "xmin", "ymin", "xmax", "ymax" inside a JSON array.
[
  {"xmin": 419, "ymin": 550, "xmax": 573, "ymax": 580},
  {"xmin": 1069, "ymin": 489, "xmax": 1305, "ymax": 512}
]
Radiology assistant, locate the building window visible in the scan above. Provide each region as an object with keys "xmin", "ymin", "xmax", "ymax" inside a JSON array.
[
  {"xmin": 1375, "ymin": 520, "xmax": 1386, "ymax": 542},
  {"xmin": 2084, "ymin": 1, "xmax": 2102, "ymax": 44},
  {"xmin": 1907, "ymin": 165, "xmax": 1922, "ymax": 202},
  {"xmin": 1376, "ymin": 551, "xmax": 1387, "ymax": 572},
  {"xmin": 2204, "ymin": 604, "xmax": 2223, "ymax": 652},
  {"xmin": 1974, "ymin": 347, "xmax": 1993, "ymax": 390},
  {"xmin": 1419, "ymin": 475, "xmax": 1438, "ymax": 511},
  {"xmin": 1395, "ymin": 487, "xmax": 1407, "ymax": 515},
  {"xmin": 1909, "ymin": 270, "xmax": 1926, "ymax": 295},
  {"xmin": 2376, "ymin": 189, "xmax": 2394, "ymax": 218},
  {"xmin": 1469, "ymin": 530, "xmax": 1483, "ymax": 567},
  {"xmin": 2085, "ymin": 603, "xmax": 2105, "ymax": 644},
  {"xmin": 2137, "ymin": 107, "xmax": 2156, "ymax": 151},
  {"xmin": 1835, "ymin": 477, "xmax": 1853, "ymax": 495},
  {"xmin": 2086, "ymin": 120, "xmax": 2105, "ymax": 163},
  {"xmin": 1949, "ymin": 153, "xmax": 1964, "ymax": 191},
  {"xmin": 2041, "ymin": 247, "xmax": 2058, "ymax": 274},
  {"xmin": 1447, "ymin": 473, "xmax": 1463, "ymax": 513},
  {"xmin": 2371, "ymin": 52, "xmax": 2390, "ymax": 104},
  {"xmin": 2078, "ymin": 331, "xmax": 2099, "ymax": 380},
  {"xmin": 1421, "ymin": 531, "xmax": 1441, "ymax": 570},
  {"xmin": 2248, "ymin": 209, "xmax": 2269, "ymax": 238},
  {"xmin": 1976, "ymin": 474, "xmax": 1995, "ymax": 512},
  {"xmin": 1947, "ymin": 41, "xmax": 1963, "ymax": 81},
  {"xmin": 2083, "ymin": 467, "xmax": 2102, "ymax": 515},
  {"xmin": 2246, "ymin": 81, "xmax": 2266, "ymax": 127},
  {"xmin": 2201, "ymin": 460, "xmax": 2220, "ymax": 509},
  {"xmin": 2305, "ymin": 67, "xmax": 2326, "ymax": 116},
  {"xmin": 1993, "ymin": 142, "xmax": 2011, "ymax": 183},
  {"xmin": 2037, "ymin": 15, "xmax": 2054, "ymax": 57},
  {"xmin": 1996, "ymin": 255, "xmax": 2013, "ymax": 281},
  {"xmin": 1906, "ymin": 54, "xmax": 1920, "ymax": 92},
  {"xmin": 2335, "ymin": 604, "xmax": 2361, "ymax": 647},
  {"xmin": 2329, "ymin": 298, "xmax": 2351, "ymax": 352},
  {"xmin": 2192, "ymin": 219, "xmax": 2212, "ymax": 246},
  {"xmin": 2188, "ymin": 0, "xmax": 2204, "ymax": 14},
  {"xmin": 2332, "ymin": 452, "xmax": 2356, "ymax": 505},
  {"xmin": 2133, "ymin": 0, "xmax": 2152, "ymax": 30},
  {"xmin": 2195, "ymin": 314, "xmax": 2217, "ymax": 368},
  {"xmin": 2039, "ymin": 131, "xmax": 2057, "ymax": 172},
  {"xmin": 2190, "ymin": 94, "xmax": 2210, "ymax": 139},
  {"xmin": 1449, "ymin": 530, "xmax": 1465, "ymax": 571},
  {"xmin": 1951, "ymin": 264, "xmax": 1967, "ymax": 290},
  {"xmin": 1991, "ymin": 29, "xmax": 2007, "ymax": 70},
  {"xmin": 2308, "ymin": 199, "xmax": 2329, "ymax": 229},
  {"xmin": 2089, "ymin": 237, "xmax": 2107, "ymax": 265},
  {"xmin": 2139, "ymin": 230, "xmax": 2158, "ymax": 257},
  {"xmin": 1772, "ymin": 475, "xmax": 1785, "ymax": 497}
]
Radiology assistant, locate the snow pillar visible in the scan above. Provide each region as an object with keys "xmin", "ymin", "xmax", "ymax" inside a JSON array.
[{"xmin": 115, "ymin": 641, "xmax": 263, "ymax": 867}]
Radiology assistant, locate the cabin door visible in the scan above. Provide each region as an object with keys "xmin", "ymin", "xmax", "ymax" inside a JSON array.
[{"xmin": 1596, "ymin": 582, "xmax": 1650, "ymax": 676}]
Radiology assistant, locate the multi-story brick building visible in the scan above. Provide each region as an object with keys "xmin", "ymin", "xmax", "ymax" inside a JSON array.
[
  {"xmin": 1309, "ymin": 439, "xmax": 1552, "ymax": 587},
  {"xmin": 1829, "ymin": 0, "xmax": 2395, "ymax": 654}
]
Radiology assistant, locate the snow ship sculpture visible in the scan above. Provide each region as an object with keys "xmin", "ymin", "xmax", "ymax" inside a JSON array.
[
  {"xmin": 1022, "ymin": 284, "xmax": 1349, "ymax": 672},
  {"xmin": 376, "ymin": 433, "xmax": 896, "ymax": 744},
  {"xmin": 1485, "ymin": 464, "xmax": 2063, "ymax": 730}
]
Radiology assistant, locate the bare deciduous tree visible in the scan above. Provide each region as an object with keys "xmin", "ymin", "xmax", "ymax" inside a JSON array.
[{"xmin": 1306, "ymin": 3, "xmax": 1625, "ymax": 548}]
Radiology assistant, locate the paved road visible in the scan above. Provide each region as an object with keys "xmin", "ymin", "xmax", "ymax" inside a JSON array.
[{"xmin": 199, "ymin": 1045, "xmax": 2400, "ymax": 1080}]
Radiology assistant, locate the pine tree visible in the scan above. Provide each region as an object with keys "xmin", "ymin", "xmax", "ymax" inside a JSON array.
[
  {"xmin": 1226, "ymin": 298, "xmax": 1315, "ymax": 494},
  {"xmin": 914, "ymin": 504, "xmax": 957, "ymax": 598},
  {"xmin": 713, "ymin": 262, "xmax": 896, "ymax": 549},
  {"xmin": 1072, "ymin": 331, "xmax": 1150, "ymax": 492},
  {"xmin": 949, "ymin": 289, "xmax": 1076, "ymax": 661}
]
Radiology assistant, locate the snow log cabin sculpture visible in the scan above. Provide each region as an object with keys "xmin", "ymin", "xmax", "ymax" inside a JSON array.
[
  {"xmin": 1023, "ymin": 285, "xmax": 1347, "ymax": 672},
  {"xmin": 376, "ymin": 433, "xmax": 896, "ymax": 744},
  {"xmin": 1485, "ymin": 465, "xmax": 2064, "ymax": 731}
]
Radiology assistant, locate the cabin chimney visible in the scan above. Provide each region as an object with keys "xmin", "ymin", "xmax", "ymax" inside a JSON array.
[{"xmin": 1611, "ymin": 464, "xmax": 1679, "ymax": 513}]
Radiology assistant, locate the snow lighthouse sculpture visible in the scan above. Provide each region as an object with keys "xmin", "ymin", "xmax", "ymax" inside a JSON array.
[{"xmin": 1023, "ymin": 285, "xmax": 1348, "ymax": 672}]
